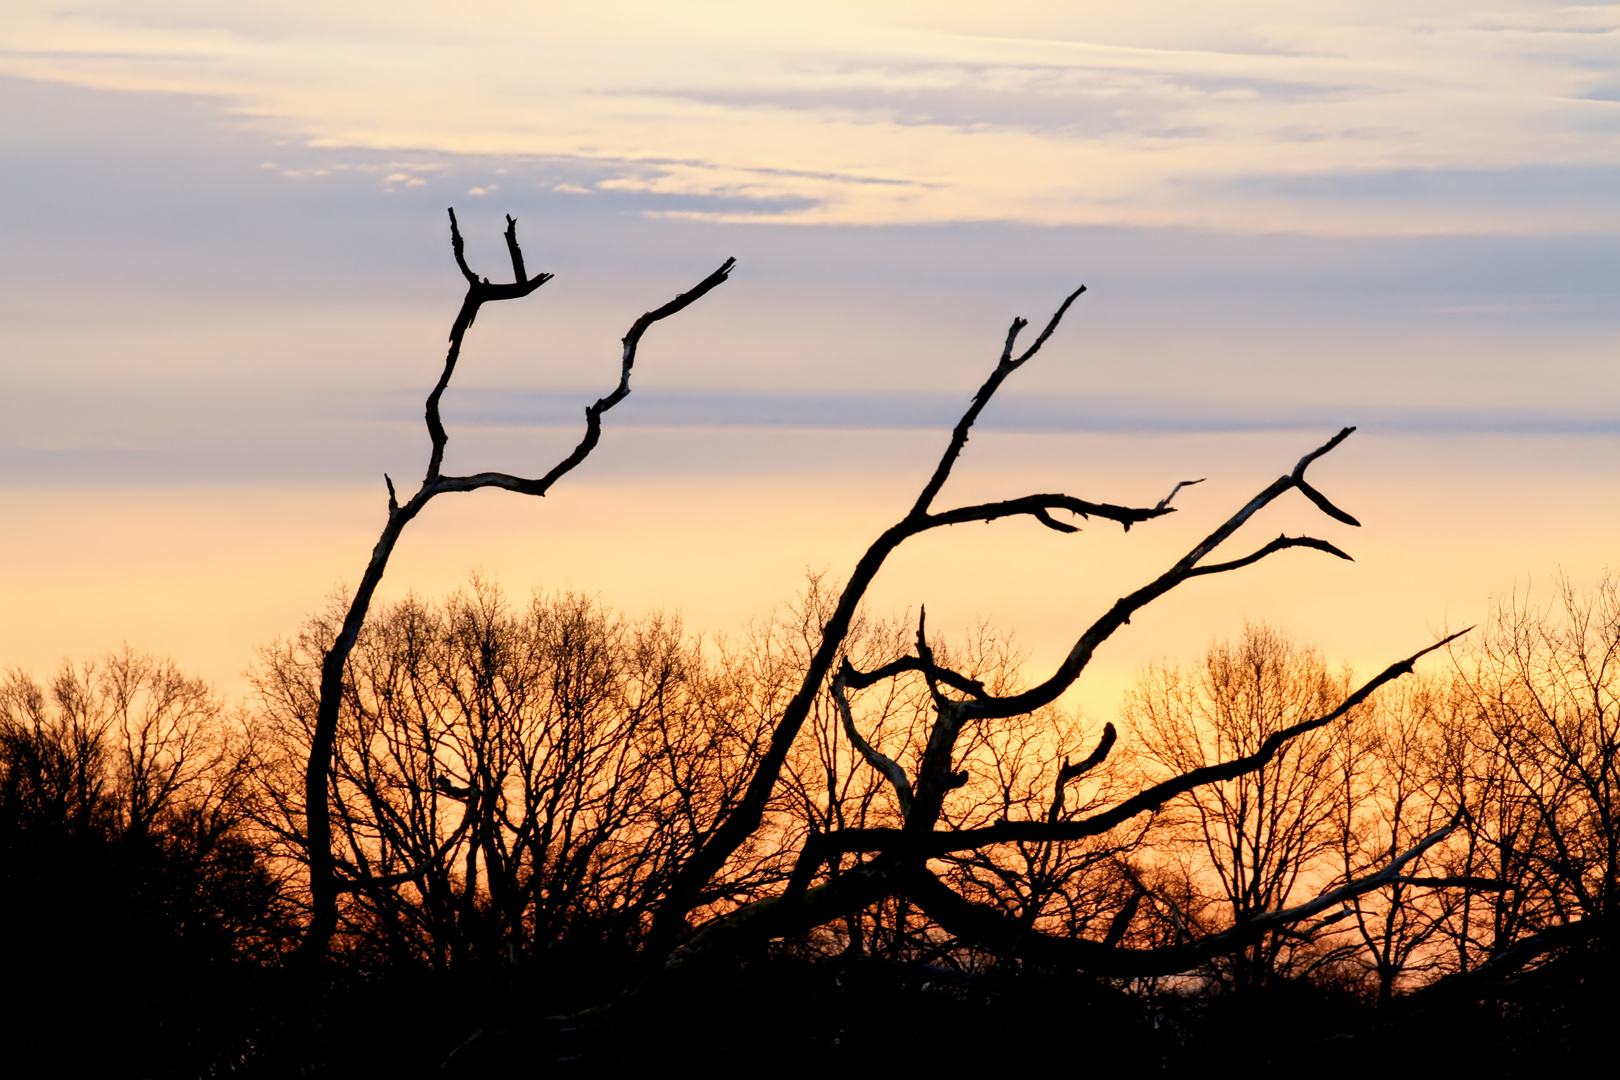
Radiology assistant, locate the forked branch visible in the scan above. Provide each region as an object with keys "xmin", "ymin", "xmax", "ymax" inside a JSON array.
[
  {"xmin": 1048, "ymin": 723, "xmax": 1118, "ymax": 823},
  {"xmin": 646, "ymin": 294, "xmax": 1382, "ymax": 976},
  {"xmin": 959, "ymin": 425, "xmax": 1366, "ymax": 722},
  {"xmin": 646, "ymin": 283, "xmax": 1175, "ymax": 955},
  {"xmin": 294, "ymin": 213, "xmax": 734, "ymax": 964},
  {"xmin": 755, "ymin": 626, "xmax": 1467, "ymax": 921},
  {"xmin": 907, "ymin": 286, "xmax": 1087, "ymax": 519},
  {"xmin": 831, "ymin": 671, "xmax": 913, "ymax": 818},
  {"xmin": 804, "ymin": 629, "xmax": 1472, "ymax": 863}
]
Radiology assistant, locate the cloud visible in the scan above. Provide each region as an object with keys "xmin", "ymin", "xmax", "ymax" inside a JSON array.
[{"xmin": 1, "ymin": 1, "xmax": 1615, "ymax": 232}]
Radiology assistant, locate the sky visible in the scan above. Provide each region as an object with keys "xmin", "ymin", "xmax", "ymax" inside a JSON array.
[{"xmin": 2, "ymin": 1, "xmax": 1617, "ymax": 718}]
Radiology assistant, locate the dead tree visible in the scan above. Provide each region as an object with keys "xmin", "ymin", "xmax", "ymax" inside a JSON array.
[
  {"xmin": 1128, "ymin": 624, "xmax": 1355, "ymax": 990},
  {"xmin": 644, "ymin": 286, "xmax": 1469, "ymax": 979},
  {"xmin": 1331, "ymin": 676, "xmax": 1471, "ymax": 1004},
  {"xmin": 295, "ymin": 211, "xmax": 733, "ymax": 961},
  {"xmin": 1426, "ymin": 576, "xmax": 1620, "ymax": 985}
]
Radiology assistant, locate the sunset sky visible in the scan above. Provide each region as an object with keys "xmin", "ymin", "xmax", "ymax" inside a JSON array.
[{"xmin": 3, "ymin": 1, "xmax": 1617, "ymax": 717}]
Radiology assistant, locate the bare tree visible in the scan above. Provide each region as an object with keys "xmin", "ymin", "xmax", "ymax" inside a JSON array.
[
  {"xmin": 268, "ymin": 574, "xmax": 1160, "ymax": 980},
  {"xmin": 1429, "ymin": 575, "xmax": 1620, "ymax": 980},
  {"xmin": 638, "ymin": 286, "xmax": 1466, "ymax": 981},
  {"xmin": 767, "ymin": 593, "xmax": 1144, "ymax": 967},
  {"xmin": 2, "ymin": 650, "xmax": 251, "ymax": 847},
  {"xmin": 273, "ymin": 232, "xmax": 1475, "ymax": 1001},
  {"xmin": 0, "ymin": 664, "xmax": 111, "ymax": 838},
  {"xmin": 295, "ymin": 211, "xmax": 733, "ymax": 960},
  {"xmin": 1126, "ymin": 624, "xmax": 1356, "ymax": 991},
  {"xmin": 1, "ymin": 654, "xmax": 289, "ymax": 1076},
  {"xmin": 257, "ymin": 582, "xmax": 778, "ymax": 966},
  {"xmin": 1325, "ymin": 676, "xmax": 1481, "ymax": 1004},
  {"xmin": 0, "ymin": 651, "xmax": 286, "ymax": 958}
]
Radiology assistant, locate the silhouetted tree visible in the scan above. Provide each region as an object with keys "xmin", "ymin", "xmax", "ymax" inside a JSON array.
[
  {"xmin": 278, "ymin": 212, "xmax": 1465, "ymax": 986},
  {"xmin": 242, "ymin": 213, "xmax": 1612, "ymax": 1075},
  {"xmin": 1126, "ymin": 624, "xmax": 1356, "ymax": 991},
  {"xmin": 257, "ymin": 583, "xmax": 776, "ymax": 968},
  {"xmin": 0, "ymin": 652, "xmax": 290, "ymax": 1075},
  {"xmin": 1432, "ymin": 575, "xmax": 1620, "ymax": 978},
  {"xmin": 1330, "ymin": 675, "xmax": 1470, "ymax": 1004},
  {"xmin": 766, "ymin": 587, "xmax": 1148, "ymax": 966},
  {"xmin": 295, "ymin": 210, "xmax": 733, "ymax": 960},
  {"xmin": 627, "ymin": 287, "xmax": 1468, "ymax": 987}
]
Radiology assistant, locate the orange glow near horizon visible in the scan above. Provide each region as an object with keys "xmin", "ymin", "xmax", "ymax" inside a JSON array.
[{"xmin": 6, "ymin": 428, "xmax": 1616, "ymax": 722}]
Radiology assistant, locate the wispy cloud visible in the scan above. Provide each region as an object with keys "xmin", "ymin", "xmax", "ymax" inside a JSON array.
[{"xmin": 3, "ymin": 1, "xmax": 1616, "ymax": 231}]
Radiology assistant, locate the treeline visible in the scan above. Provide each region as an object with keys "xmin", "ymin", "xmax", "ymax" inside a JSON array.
[
  {"xmin": 4, "ymin": 576, "xmax": 1617, "ymax": 1073},
  {"xmin": 0, "ymin": 653, "xmax": 292, "ymax": 1075}
]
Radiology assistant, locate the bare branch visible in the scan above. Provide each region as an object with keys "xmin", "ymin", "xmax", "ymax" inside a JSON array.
[
  {"xmin": 1278, "ymin": 907, "xmax": 1355, "ymax": 940},
  {"xmin": 962, "ymin": 427, "xmax": 1364, "ymax": 721},
  {"xmin": 913, "ymin": 606, "xmax": 952, "ymax": 711},
  {"xmin": 935, "ymin": 629, "xmax": 1471, "ymax": 853},
  {"xmin": 907, "ymin": 286, "xmax": 1086, "ymax": 520},
  {"xmin": 646, "ymin": 284, "xmax": 1180, "ymax": 956},
  {"xmin": 503, "ymin": 213, "xmax": 527, "ymax": 284},
  {"xmin": 842, "ymin": 655, "xmax": 987, "ymax": 699},
  {"xmin": 785, "ymin": 628, "xmax": 1474, "ymax": 867},
  {"xmin": 1295, "ymin": 481, "xmax": 1360, "ymax": 527},
  {"xmin": 518, "ymin": 257, "xmax": 736, "ymax": 498},
  {"xmin": 926, "ymin": 493, "xmax": 1169, "ymax": 533},
  {"xmin": 832, "ymin": 671, "xmax": 913, "ymax": 818},
  {"xmin": 1186, "ymin": 534, "xmax": 1354, "ymax": 578},
  {"xmin": 1292, "ymin": 425, "xmax": 1355, "ymax": 478},
  {"xmin": 1103, "ymin": 889, "xmax": 1143, "ymax": 948},
  {"xmin": 1155, "ymin": 477, "xmax": 1205, "ymax": 511},
  {"xmin": 448, "ymin": 207, "xmax": 479, "ymax": 286},
  {"xmin": 902, "ymin": 812, "xmax": 1460, "ymax": 976},
  {"xmin": 1048, "ymin": 722, "xmax": 1117, "ymax": 823},
  {"xmin": 1422, "ymin": 921, "xmax": 1597, "ymax": 995},
  {"xmin": 431, "ymin": 208, "xmax": 555, "ymax": 480},
  {"xmin": 1390, "ymin": 875, "xmax": 1508, "ymax": 891},
  {"xmin": 293, "ymin": 222, "xmax": 734, "ymax": 965}
]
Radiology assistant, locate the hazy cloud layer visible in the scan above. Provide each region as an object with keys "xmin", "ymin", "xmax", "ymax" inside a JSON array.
[
  {"xmin": 4, "ymin": 0, "xmax": 1616, "ymax": 230},
  {"xmin": 5, "ymin": 74, "xmax": 1617, "ymax": 486}
]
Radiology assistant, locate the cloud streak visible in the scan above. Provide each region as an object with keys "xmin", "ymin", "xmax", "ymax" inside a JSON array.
[{"xmin": 3, "ymin": 0, "xmax": 1616, "ymax": 231}]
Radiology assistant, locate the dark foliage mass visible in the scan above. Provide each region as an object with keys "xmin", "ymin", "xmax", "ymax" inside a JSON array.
[
  {"xmin": 9, "ymin": 214, "xmax": 1614, "ymax": 1075},
  {"xmin": 6, "ymin": 580, "xmax": 1618, "ymax": 1075},
  {"xmin": 0, "ymin": 654, "xmax": 292, "ymax": 1077}
]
